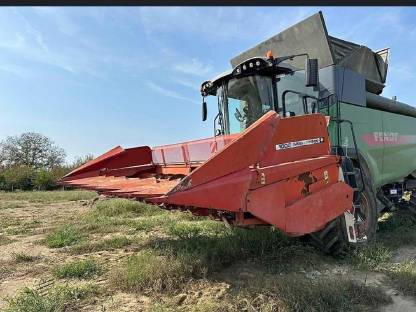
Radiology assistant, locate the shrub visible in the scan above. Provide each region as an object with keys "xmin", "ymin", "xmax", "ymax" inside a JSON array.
[
  {"xmin": 0, "ymin": 166, "xmax": 36, "ymax": 191},
  {"xmin": 33, "ymin": 169, "xmax": 55, "ymax": 190}
]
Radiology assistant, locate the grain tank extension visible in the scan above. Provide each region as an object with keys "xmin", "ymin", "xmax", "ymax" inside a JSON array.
[{"xmin": 61, "ymin": 11, "xmax": 416, "ymax": 255}]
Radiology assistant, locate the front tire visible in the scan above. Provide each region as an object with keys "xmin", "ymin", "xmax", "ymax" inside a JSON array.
[
  {"xmin": 309, "ymin": 216, "xmax": 348, "ymax": 256},
  {"xmin": 309, "ymin": 160, "xmax": 378, "ymax": 255}
]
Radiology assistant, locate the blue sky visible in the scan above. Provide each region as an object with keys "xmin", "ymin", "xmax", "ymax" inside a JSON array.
[{"xmin": 0, "ymin": 7, "xmax": 415, "ymax": 162}]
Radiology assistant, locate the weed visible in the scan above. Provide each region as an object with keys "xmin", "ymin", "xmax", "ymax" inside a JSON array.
[
  {"xmin": 70, "ymin": 236, "xmax": 132, "ymax": 254},
  {"xmin": 45, "ymin": 225, "xmax": 84, "ymax": 248},
  {"xmin": 53, "ymin": 259, "xmax": 102, "ymax": 279},
  {"xmin": 93, "ymin": 198, "xmax": 160, "ymax": 217},
  {"xmin": 4, "ymin": 283, "xmax": 101, "ymax": 312},
  {"xmin": 11, "ymin": 252, "xmax": 38, "ymax": 263},
  {"xmin": 388, "ymin": 261, "xmax": 416, "ymax": 296},
  {"xmin": 346, "ymin": 243, "xmax": 393, "ymax": 270},
  {"xmin": 111, "ymin": 250, "xmax": 197, "ymax": 293}
]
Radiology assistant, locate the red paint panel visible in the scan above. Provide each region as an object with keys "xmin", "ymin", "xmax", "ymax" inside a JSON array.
[
  {"xmin": 247, "ymin": 181, "xmax": 352, "ymax": 236},
  {"xmin": 170, "ymin": 112, "xmax": 278, "ymax": 193},
  {"xmin": 150, "ymin": 168, "xmax": 254, "ymax": 212},
  {"xmin": 246, "ymin": 181, "xmax": 286, "ymax": 230},
  {"xmin": 260, "ymin": 114, "xmax": 330, "ymax": 167},
  {"xmin": 62, "ymin": 146, "xmax": 152, "ymax": 180},
  {"xmin": 251, "ymin": 156, "xmax": 338, "ymax": 189},
  {"xmin": 285, "ymin": 182, "xmax": 353, "ymax": 235}
]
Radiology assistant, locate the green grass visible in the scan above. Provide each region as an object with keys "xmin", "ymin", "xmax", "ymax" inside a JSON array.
[
  {"xmin": 78, "ymin": 201, "xmax": 193, "ymax": 235},
  {"xmin": 111, "ymin": 250, "xmax": 195, "ymax": 293},
  {"xmin": 345, "ymin": 243, "xmax": 393, "ymax": 270},
  {"xmin": 53, "ymin": 259, "xmax": 102, "ymax": 279},
  {"xmin": 388, "ymin": 261, "xmax": 416, "ymax": 296},
  {"xmin": 113, "ymin": 226, "xmax": 316, "ymax": 294},
  {"xmin": 93, "ymin": 198, "xmax": 161, "ymax": 217},
  {"xmin": 45, "ymin": 225, "xmax": 84, "ymax": 248},
  {"xmin": 11, "ymin": 252, "xmax": 38, "ymax": 263},
  {"xmin": 145, "ymin": 225, "xmax": 313, "ymax": 274},
  {"xmin": 0, "ymin": 190, "xmax": 96, "ymax": 204},
  {"xmin": 377, "ymin": 211, "xmax": 416, "ymax": 249},
  {"xmin": 1, "ymin": 191, "xmax": 407, "ymax": 311},
  {"xmin": 70, "ymin": 236, "xmax": 133, "ymax": 254},
  {"xmin": 3, "ymin": 283, "xmax": 101, "ymax": 312}
]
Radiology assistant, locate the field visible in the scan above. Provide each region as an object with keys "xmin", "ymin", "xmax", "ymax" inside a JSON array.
[{"xmin": 1, "ymin": 190, "xmax": 416, "ymax": 311}]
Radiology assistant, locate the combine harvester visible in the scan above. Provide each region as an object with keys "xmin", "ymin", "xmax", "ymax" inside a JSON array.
[{"xmin": 61, "ymin": 12, "xmax": 416, "ymax": 254}]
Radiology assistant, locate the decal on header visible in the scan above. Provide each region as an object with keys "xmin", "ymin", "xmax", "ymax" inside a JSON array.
[{"xmin": 276, "ymin": 137, "xmax": 324, "ymax": 150}]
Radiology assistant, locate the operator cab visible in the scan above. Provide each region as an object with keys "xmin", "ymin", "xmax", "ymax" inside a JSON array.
[{"xmin": 201, "ymin": 52, "xmax": 321, "ymax": 135}]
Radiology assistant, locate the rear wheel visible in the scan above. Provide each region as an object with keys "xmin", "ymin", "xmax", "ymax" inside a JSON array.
[{"xmin": 309, "ymin": 162, "xmax": 378, "ymax": 255}]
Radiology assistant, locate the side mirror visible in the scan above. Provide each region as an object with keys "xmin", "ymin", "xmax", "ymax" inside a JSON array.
[
  {"xmin": 306, "ymin": 58, "xmax": 319, "ymax": 87},
  {"xmin": 202, "ymin": 100, "xmax": 207, "ymax": 121}
]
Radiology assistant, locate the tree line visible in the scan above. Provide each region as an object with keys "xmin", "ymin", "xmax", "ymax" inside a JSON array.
[{"xmin": 0, "ymin": 132, "xmax": 93, "ymax": 191}]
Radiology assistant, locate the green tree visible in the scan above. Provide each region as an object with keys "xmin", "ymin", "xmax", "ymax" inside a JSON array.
[
  {"xmin": 33, "ymin": 169, "xmax": 55, "ymax": 190},
  {"xmin": 0, "ymin": 166, "xmax": 36, "ymax": 191},
  {"xmin": 0, "ymin": 132, "xmax": 66, "ymax": 169}
]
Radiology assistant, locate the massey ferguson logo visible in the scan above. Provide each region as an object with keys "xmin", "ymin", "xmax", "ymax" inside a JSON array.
[{"xmin": 276, "ymin": 137, "xmax": 324, "ymax": 150}]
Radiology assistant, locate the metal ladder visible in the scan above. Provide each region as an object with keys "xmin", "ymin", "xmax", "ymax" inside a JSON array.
[{"xmin": 324, "ymin": 96, "xmax": 367, "ymax": 242}]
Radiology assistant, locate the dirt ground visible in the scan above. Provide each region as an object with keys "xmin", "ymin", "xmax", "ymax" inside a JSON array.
[{"xmin": 1, "ymin": 191, "xmax": 416, "ymax": 311}]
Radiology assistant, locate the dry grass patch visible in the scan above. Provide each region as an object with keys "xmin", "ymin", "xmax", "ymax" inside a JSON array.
[
  {"xmin": 0, "ymin": 234, "xmax": 13, "ymax": 245},
  {"xmin": 148, "ymin": 275, "xmax": 391, "ymax": 312},
  {"xmin": 6, "ymin": 219, "xmax": 41, "ymax": 236}
]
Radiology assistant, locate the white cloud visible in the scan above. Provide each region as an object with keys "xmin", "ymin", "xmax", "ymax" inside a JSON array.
[
  {"xmin": 173, "ymin": 77, "xmax": 200, "ymax": 91},
  {"xmin": 146, "ymin": 82, "xmax": 198, "ymax": 104},
  {"xmin": 137, "ymin": 7, "xmax": 316, "ymax": 43},
  {"xmin": 173, "ymin": 58, "xmax": 213, "ymax": 77}
]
